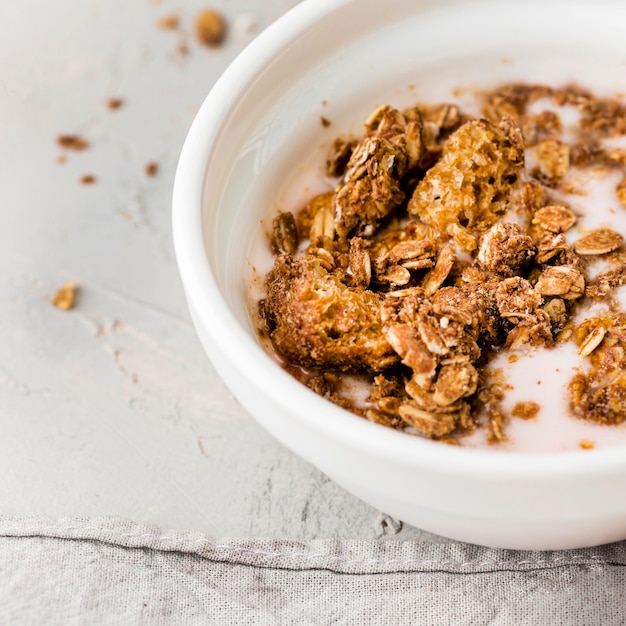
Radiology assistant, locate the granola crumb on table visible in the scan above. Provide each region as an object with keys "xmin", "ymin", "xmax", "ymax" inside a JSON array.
[
  {"xmin": 51, "ymin": 281, "xmax": 78, "ymax": 310},
  {"xmin": 260, "ymin": 82, "xmax": 626, "ymax": 444}
]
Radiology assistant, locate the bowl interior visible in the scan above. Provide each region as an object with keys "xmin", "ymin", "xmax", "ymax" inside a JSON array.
[{"xmin": 190, "ymin": 0, "xmax": 626, "ymax": 462}]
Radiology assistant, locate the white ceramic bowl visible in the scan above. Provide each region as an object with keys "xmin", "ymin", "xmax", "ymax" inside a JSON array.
[{"xmin": 173, "ymin": 0, "xmax": 626, "ymax": 549}]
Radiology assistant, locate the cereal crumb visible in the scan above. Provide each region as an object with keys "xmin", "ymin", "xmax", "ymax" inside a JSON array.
[
  {"xmin": 232, "ymin": 13, "xmax": 256, "ymax": 42},
  {"xmin": 51, "ymin": 281, "xmax": 78, "ymax": 310},
  {"xmin": 80, "ymin": 174, "xmax": 96, "ymax": 185},
  {"xmin": 56, "ymin": 155, "xmax": 67, "ymax": 164},
  {"xmin": 320, "ymin": 116, "xmax": 331, "ymax": 128},
  {"xmin": 57, "ymin": 135, "xmax": 89, "ymax": 151},
  {"xmin": 145, "ymin": 162, "xmax": 159, "ymax": 177},
  {"xmin": 106, "ymin": 98, "xmax": 125, "ymax": 110},
  {"xmin": 158, "ymin": 14, "xmax": 179, "ymax": 30},
  {"xmin": 579, "ymin": 440, "xmax": 595, "ymax": 450},
  {"xmin": 178, "ymin": 40, "xmax": 190, "ymax": 57},
  {"xmin": 508, "ymin": 354, "xmax": 519, "ymax": 363},
  {"xmin": 196, "ymin": 9, "xmax": 226, "ymax": 47},
  {"xmin": 512, "ymin": 401, "xmax": 541, "ymax": 420}
]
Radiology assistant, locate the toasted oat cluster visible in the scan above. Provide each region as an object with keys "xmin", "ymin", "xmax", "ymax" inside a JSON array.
[{"xmin": 260, "ymin": 83, "xmax": 626, "ymax": 443}]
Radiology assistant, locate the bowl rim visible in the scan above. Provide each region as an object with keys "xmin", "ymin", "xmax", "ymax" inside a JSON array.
[{"xmin": 172, "ymin": 0, "xmax": 626, "ymax": 479}]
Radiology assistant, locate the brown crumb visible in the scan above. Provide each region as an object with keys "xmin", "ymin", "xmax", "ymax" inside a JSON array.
[
  {"xmin": 51, "ymin": 281, "xmax": 78, "ymax": 310},
  {"xmin": 320, "ymin": 116, "xmax": 331, "ymax": 128},
  {"xmin": 196, "ymin": 9, "xmax": 226, "ymax": 47},
  {"xmin": 512, "ymin": 401, "xmax": 541, "ymax": 420},
  {"xmin": 145, "ymin": 162, "xmax": 159, "ymax": 177},
  {"xmin": 56, "ymin": 155, "xmax": 67, "ymax": 164},
  {"xmin": 106, "ymin": 98, "xmax": 125, "ymax": 110},
  {"xmin": 158, "ymin": 14, "xmax": 179, "ymax": 30},
  {"xmin": 508, "ymin": 354, "xmax": 519, "ymax": 363},
  {"xmin": 579, "ymin": 440, "xmax": 595, "ymax": 450},
  {"xmin": 57, "ymin": 135, "xmax": 89, "ymax": 151},
  {"xmin": 178, "ymin": 40, "xmax": 190, "ymax": 57},
  {"xmin": 80, "ymin": 174, "xmax": 96, "ymax": 185}
]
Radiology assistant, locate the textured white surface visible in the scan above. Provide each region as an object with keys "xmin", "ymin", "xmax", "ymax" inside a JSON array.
[{"xmin": 0, "ymin": 0, "xmax": 436, "ymax": 541}]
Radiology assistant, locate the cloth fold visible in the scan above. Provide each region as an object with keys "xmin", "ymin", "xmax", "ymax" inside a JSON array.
[{"xmin": 1, "ymin": 516, "xmax": 624, "ymax": 625}]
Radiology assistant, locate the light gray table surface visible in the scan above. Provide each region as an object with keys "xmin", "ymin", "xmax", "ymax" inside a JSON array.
[{"xmin": 1, "ymin": 0, "xmax": 439, "ymax": 542}]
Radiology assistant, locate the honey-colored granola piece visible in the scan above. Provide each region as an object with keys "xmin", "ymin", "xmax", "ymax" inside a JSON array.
[
  {"xmin": 586, "ymin": 264, "xmax": 626, "ymax": 299},
  {"xmin": 534, "ymin": 265, "xmax": 585, "ymax": 300},
  {"xmin": 505, "ymin": 310, "xmax": 553, "ymax": 350},
  {"xmin": 264, "ymin": 254, "xmax": 396, "ymax": 371},
  {"xmin": 476, "ymin": 223, "xmax": 536, "ymax": 277},
  {"xmin": 422, "ymin": 246, "xmax": 455, "ymax": 297},
  {"xmin": 348, "ymin": 237, "xmax": 372, "ymax": 288},
  {"xmin": 543, "ymin": 297, "xmax": 568, "ymax": 330},
  {"xmin": 511, "ymin": 401, "xmax": 541, "ymax": 420},
  {"xmin": 299, "ymin": 192, "xmax": 335, "ymax": 243},
  {"xmin": 578, "ymin": 325, "xmax": 606, "ymax": 357},
  {"xmin": 408, "ymin": 117, "xmax": 525, "ymax": 251},
  {"xmin": 534, "ymin": 232, "xmax": 576, "ymax": 265},
  {"xmin": 533, "ymin": 139, "xmax": 570, "ymax": 181},
  {"xmin": 573, "ymin": 228, "xmax": 623, "ymax": 256},
  {"xmin": 333, "ymin": 106, "xmax": 423, "ymax": 238},
  {"xmin": 531, "ymin": 205, "xmax": 577, "ymax": 233},
  {"xmin": 384, "ymin": 323, "xmax": 436, "ymax": 386},
  {"xmin": 570, "ymin": 314, "xmax": 626, "ymax": 424},
  {"xmin": 432, "ymin": 362, "xmax": 478, "ymax": 407},
  {"xmin": 369, "ymin": 222, "xmax": 436, "ymax": 284},
  {"xmin": 397, "ymin": 401, "xmax": 457, "ymax": 438},
  {"xmin": 495, "ymin": 277, "xmax": 542, "ymax": 320}
]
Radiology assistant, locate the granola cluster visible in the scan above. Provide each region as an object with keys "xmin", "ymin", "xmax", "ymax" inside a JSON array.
[{"xmin": 260, "ymin": 83, "xmax": 626, "ymax": 443}]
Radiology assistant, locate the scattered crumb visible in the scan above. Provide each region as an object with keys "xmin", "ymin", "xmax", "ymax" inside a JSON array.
[
  {"xmin": 232, "ymin": 13, "xmax": 256, "ymax": 43},
  {"xmin": 537, "ymin": 380, "xmax": 542, "ymax": 385},
  {"xmin": 178, "ymin": 39, "xmax": 190, "ymax": 57},
  {"xmin": 512, "ymin": 401, "xmax": 541, "ymax": 420},
  {"xmin": 106, "ymin": 98, "xmax": 125, "ymax": 110},
  {"xmin": 158, "ymin": 14, "xmax": 179, "ymax": 30},
  {"xmin": 320, "ymin": 116, "xmax": 331, "ymax": 128},
  {"xmin": 579, "ymin": 440, "xmax": 595, "ymax": 450},
  {"xmin": 80, "ymin": 174, "xmax": 96, "ymax": 185},
  {"xmin": 56, "ymin": 155, "xmax": 67, "ymax": 164},
  {"xmin": 196, "ymin": 9, "xmax": 226, "ymax": 47},
  {"xmin": 57, "ymin": 135, "xmax": 89, "ymax": 151},
  {"xmin": 321, "ymin": 100, "xmax": 328, "ymax": 107},
  {"xmin": 51, "ymin": 281, "xmax": 78, "ymax": 310},
  {"xmin": 508, "ymin": 354, "xmax": 519, "ymax": 363},
  {"xmin": 145, "ymin": 162, "xmax": 159, "ymax": 177}
]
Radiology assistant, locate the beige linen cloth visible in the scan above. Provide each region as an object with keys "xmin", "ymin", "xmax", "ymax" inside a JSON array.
[{"xmin": 0, "ymin": 516, "xmax": 624, "ymax": 625}]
